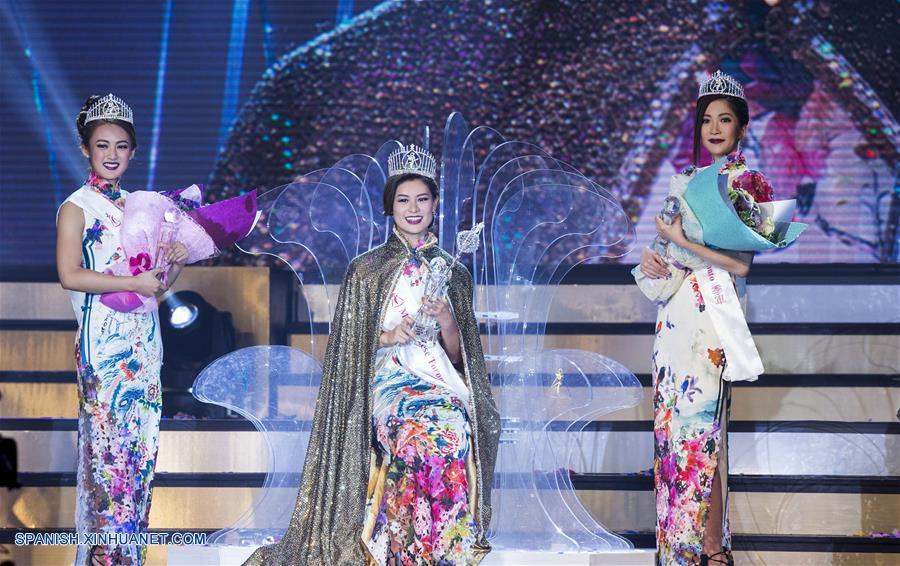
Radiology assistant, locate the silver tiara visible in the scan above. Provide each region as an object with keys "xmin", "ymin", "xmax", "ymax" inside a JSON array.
[
  {"xmin": 85, "ymin": 93, "xmax": 134, "ymax": 125},
  {"xmin": 698, "ymin": 70, "xmax": 745, "ymax": 101},
  {"xmin": 387, "ymin": 144, "xmax": 437, "ymax": 181}
]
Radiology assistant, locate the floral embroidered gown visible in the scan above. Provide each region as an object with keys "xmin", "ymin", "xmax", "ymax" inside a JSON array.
[
  {"xmin": 60, "ymin": 173, "xmax": 163, "ymax": 565},
  {"xmin": 363, "ymin": 235, "xmax": 477, "ymax": 565},
  {"xmin": 653, "ymin": 153, "xmax": 770, "ymax": 565}
]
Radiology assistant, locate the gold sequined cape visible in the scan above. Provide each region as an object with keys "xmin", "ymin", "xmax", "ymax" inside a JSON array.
[{"xmin": 244, "ymin": 231, "xmax": 500, "ymax": 565}]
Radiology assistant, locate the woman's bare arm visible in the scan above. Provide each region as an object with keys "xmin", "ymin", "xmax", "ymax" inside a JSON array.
[
  {"xmin": 424, "ymin": 297, "xmax": 461, "ymax": 364},
  {"xmin": 56, "ymin": 202, "xmax": 163, "ymax": 296}
]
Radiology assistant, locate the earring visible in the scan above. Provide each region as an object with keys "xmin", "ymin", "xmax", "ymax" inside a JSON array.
[{"xmin": 429, "ymin": 204, "xmax": 439, "ymax": 228}]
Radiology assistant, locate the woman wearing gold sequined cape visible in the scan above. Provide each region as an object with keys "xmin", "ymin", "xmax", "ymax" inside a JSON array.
[{"xmin": 244, "ymin": 229, "xmax": 499, "ymax": 565}]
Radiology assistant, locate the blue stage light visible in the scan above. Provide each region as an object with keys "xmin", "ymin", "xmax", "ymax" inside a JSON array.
[
  {"xmin": 8, "ymin": 0, "xmax": 64, "ymax": 204},
  {"xmin": 217, "ymin": 0, "xmax": 250, "ymax": 148},
  {"xmin": 147, "ymin": 0, "xmax": 173, "ymax": 191},
  {"xmin": 336, "ymin": 0, "xmax": 354, "ymax": 25},
  {"xmin": 257, "ymin": 0, "xmax": 274, "ymax": 67}
]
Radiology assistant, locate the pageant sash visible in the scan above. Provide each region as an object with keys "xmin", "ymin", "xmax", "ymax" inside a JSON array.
[
  {"xmin": 695, "ymin": 263, "xmax": 764, "ymax": 382},
  {"xmin": 381, "ymin": 273, "xmax": 471, "ymax": 405},
  {"xmin": 68, "ymin": 185, "xmax": 126, "ymax": 232},
  {"xmin": 60, "ymin": 188, "xmax": 127, "ymax": 319}
]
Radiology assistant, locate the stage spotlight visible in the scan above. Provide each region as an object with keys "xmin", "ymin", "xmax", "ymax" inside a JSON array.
[
  {"xmin": 159, "ymin": 290, "xmax": 235, "ymax": 418},
  {"xmin": 170, "ymin": 304, "xmax": 198, "ymax": 328}
]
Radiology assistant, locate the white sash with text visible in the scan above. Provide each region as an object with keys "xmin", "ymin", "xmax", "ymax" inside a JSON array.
[{"xmin": 696, "ymin": 264, "xmax": 764, "ymax": 382}]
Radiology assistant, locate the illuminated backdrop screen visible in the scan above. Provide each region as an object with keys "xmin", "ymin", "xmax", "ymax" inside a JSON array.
[{"xmin": 1, "ymin": 0, "xmax": 896, "ymax": 266}]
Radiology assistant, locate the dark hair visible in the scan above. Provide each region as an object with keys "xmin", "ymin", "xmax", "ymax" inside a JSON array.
[
  {"xmin": 76, "ymin": 94, "xmax": 138, "ymax": 150},
  {"xmin": 382, "ymin": 173, "xmax": 439, "ymax": 216},
  {"xmin": 692, "ymin": 94, "xmax": 749, "ymax": 165}
]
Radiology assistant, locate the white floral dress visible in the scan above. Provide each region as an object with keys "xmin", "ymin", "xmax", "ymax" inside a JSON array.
[{"xmin": 60, "ymin": 175, "xmax": 162, "ymax": 565}]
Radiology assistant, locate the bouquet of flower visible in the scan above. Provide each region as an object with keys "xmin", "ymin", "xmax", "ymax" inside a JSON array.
[
  {"xmin": 99, "ymin": 185, "xmax": 258, "ymax": 313},
  {"xmin": 728, "ymin": 169, "xmax": 777, "ymax": 243},
  {"xmin": 683, "ymin": 155, "xmax": 806, "ymax": 252}
]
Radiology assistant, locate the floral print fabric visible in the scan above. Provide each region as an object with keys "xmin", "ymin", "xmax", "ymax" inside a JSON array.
[
  {"xmin": 653, "ymin": 272, "xmax": 732, "ymax": 566},
  {"xmin": 63, "ymin": 186, "xmax": 163, "ymax": 565},
  {"xmin": 88, "ymin": 170, "xmax": 126, "ymax": 208},
  {"xmin": 367, "ymin": 355, "xmax": 476, "ymax": 565},
  {"xmin": 720, "ymin": 151, "xmax": 774, "ymax": 202}
]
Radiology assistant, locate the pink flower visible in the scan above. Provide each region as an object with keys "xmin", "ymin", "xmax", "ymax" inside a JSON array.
[
  {"xmin": 414, "ymin": 468, "xmax": 429, "ymax": 489},
  {"xmin": 129, "ymin": 251, "xmax": 152, "ymax": 275}
]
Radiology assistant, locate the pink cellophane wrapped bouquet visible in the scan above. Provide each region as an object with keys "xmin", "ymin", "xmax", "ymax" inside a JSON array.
[{"xmin": 99, "ymin": 185, "xmax": 257, "ymax": 313}]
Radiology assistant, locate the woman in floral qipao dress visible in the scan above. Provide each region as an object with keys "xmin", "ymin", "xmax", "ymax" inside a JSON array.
[
  {"xmin": 56, "ymin": 94, "xmax": 187, "ymax": 566},
  {"xmin": 362, "ymin": 166, "xmax": 493, "ymax": 565},
  {"xmin": 639, "ymin": 74, "xmax": 775, "ymax": 566},
  {"xmin": 243, "ymin": 146, "xmax": 499, "ymax": 566}
]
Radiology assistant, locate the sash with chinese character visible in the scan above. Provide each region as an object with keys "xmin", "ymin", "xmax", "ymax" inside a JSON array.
[{"xmin": 696, "ymin": 263, "xmax": 764, "ymax": 382}]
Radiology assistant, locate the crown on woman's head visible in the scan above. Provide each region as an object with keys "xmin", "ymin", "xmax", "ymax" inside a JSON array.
[
  {"xmin": 698, "ymin": 70, "xmax": 745, "ymax": 101},
  {"xmin": 388, "ymin": 144, "xmax": 437, "ymax": 181},
  {"xmin": 85, "ymin": 93, "xmax": 134, "ymax": 125}
]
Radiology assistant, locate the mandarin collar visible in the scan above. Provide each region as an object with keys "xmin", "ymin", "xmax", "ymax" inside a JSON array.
[
  {"xmin": 719, "ymin": 150, "xmax": 747, "ymax": 174},
  {"xmin": 87, "ymin": 170, "xmax": 125, "ymax": 206},
  {"xmin": 391, "ymin": 227, "xmax": 438, "ymax": 258}
]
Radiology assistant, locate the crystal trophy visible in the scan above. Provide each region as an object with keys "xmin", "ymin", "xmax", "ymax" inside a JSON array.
[
  {"xmin": 651, "ymin": 196, "xmax": 682, "ymax": 256},
  {"xmin": 154, "ymin": 210, "xmax": 178, "ymax": 286},
  {"xmin": 411, "ymin": 222, "xmax": 485, "ymax": 345}
]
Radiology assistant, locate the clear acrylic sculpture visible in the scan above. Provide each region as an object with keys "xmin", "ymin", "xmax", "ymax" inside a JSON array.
[
  {"xmin": 236, "ymin": 141, "xmax": 400, "ymax": 351},
  {"xmin": 191, "ymin": 345, "xmax": 321, "ymax": 545},
  {"xmin": 439, "ymin": 114, "xmax": 643, "ymax": 551},
  {"xmin": 493, "ymin": 349, "xmax": 644, "ymax": 550}
]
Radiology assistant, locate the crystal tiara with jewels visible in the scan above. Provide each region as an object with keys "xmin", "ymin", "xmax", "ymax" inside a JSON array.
[
  {"xmin": 85, "ymin": 93, "xmax": 134, "ymax": 125},
  {"xmin": 387, "ymin": 144, "xmax": 437, "ymax": 181},
  {"xmin": 698, "ymin": 70, "xmax": 745, "ymax": 101}
]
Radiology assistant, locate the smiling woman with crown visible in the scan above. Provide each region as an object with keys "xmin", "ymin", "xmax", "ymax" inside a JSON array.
[
  {"xmin": 636, "ymin": 70, "xmax": 805, "ymax": 566},
  {"xmin": 56, "ymin": 94, "xmax": 257, "ymax": 566},
  {"xmin": 243, "ymin": 144, "xmax": 498, "ymax": 566},
  {"xmin": 55, "ymin": 93, "xmax": 184, "ymax": 566}
]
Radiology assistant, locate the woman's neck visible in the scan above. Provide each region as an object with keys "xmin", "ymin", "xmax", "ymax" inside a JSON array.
[{"xmin": 712, "ymin": 143, "xmax": 741, "ymax": 161}]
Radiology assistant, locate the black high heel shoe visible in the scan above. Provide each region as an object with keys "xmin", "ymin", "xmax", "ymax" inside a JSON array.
[{"xmin": 700, "ymin": 550, "xmax": 734, "ymax": 566}]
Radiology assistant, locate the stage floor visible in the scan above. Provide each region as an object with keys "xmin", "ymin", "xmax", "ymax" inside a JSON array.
[{"xmin": 167, "ymin": 546, "xmax": 656, "ymax": 565}]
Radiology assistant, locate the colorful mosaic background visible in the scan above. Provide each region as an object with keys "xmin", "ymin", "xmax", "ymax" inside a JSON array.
[{"xmin": 3, "ymin": 0, "xmax": 897, "ymax": 265}]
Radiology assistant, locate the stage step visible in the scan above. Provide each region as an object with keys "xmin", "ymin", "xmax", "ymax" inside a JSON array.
[
  {"xmin": 4, "ymin": 371, "xmax": 897, "ymax": 421},
  {"xmin": 289, "ymin": 328, "xmax": 900, "ymax": 374},
  {"xmin": 3, "ymin": 416, "xmax": 898, "ymax": 477},
  {"xmin": 2, "ymin": 266, "xmax": 896, "ymax": 564},
  {"xmin": 5, "ymin": 476, "xmax": 898, "ymax": 536},
  {"xmin": 166, "ymin": 546, "xmax": 658, "ymax": 566},
  {"xmin": 4, "ymin": 266, "xmax": 898, "ymax": 326},
  {"xmin": 2, "ymin": 324, "xmax": 898, "ymax": 375}
]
